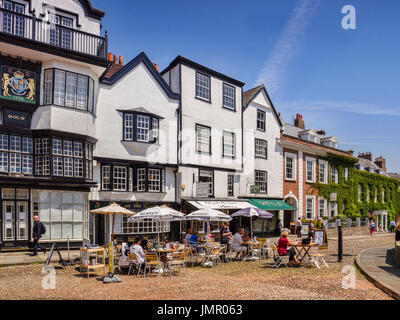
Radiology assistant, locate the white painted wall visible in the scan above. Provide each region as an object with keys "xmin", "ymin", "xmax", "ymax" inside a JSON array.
[{"xmin": 241, "ymin": 90, "xmax": 283, "ymax": 199}]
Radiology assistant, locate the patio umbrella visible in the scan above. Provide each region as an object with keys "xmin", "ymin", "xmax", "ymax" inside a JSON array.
[
  {"xmin": 90, "ymin": 202, "xmax": 135, "ymax": 283},
  {"xmin": 128, "ymin": 205, "xmax": 186, "ymax": 241},
  {"xmin": 231, "ymin": 207, "xmax": 273, "ymax": 238},
  {"xmin": 185, "ymin": 208, "xmax": 232, "ymax": 222}
]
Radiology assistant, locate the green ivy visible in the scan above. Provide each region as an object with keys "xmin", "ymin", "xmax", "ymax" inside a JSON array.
[{"xmin": 312, "ymin": 153, "xmax": 400, "ymax": 221}]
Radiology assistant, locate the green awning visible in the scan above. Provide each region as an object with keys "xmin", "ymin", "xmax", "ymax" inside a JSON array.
[{"xmin": 247, "ymin": 199, "xmax": 296, "ymax": 211}]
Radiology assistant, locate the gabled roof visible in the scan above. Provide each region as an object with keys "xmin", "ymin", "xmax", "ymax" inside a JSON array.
[
  {"xmin": 320, "ymin": 136, "xmax": 337, "ymax": 142},
  {"xmin": 242, "ymin": 84, "xmax": 283, "ymax": 127},
  {"xmin": 79, "ymin": 0, "xmax": 105, "ymax": 19},
  {"xmin": 100, "ymin": 52, "xmax": 180, "ymax": 100},
  {"xmin": 299, "ymin": 129, "xmax": 317, "ymax": 136},
  {"xmin": 160, "ymin": 55, "xmax": 245, "ymax": 87}
]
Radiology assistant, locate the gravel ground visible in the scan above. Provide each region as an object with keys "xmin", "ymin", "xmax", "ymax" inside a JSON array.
[{"xmin": 0, "ymin": 235, "xmax": 395, "ymax": 300}]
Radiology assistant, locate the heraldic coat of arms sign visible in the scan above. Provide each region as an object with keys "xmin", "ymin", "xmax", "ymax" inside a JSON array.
[{"xmin": 1, "ymin": 66, "xmax": 36, "ymax": 104}]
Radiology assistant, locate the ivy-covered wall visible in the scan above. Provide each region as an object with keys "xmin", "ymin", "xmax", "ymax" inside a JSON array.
[{"xmin": 312, "ymin": 153, "xmax": 400, "ymax": 221}]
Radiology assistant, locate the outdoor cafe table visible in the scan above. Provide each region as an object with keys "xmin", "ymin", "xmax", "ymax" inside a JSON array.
[{"xmin": 291, "ymin": 242, "xmax": 318, "ymax": 264}]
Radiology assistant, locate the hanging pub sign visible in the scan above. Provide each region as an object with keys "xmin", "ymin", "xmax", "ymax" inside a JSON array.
[{"xmin": 1, "ymin": 66, "xmax": 36, "ymax": 104}]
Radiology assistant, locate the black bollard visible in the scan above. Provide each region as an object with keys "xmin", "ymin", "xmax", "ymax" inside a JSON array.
[{"xmin": 338, "ymin": 224, "xmax": 343, "ymax": 262}]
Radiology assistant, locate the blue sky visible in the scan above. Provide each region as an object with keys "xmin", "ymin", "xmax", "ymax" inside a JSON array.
[{"xmin": 93, "ymin": 0, "xmax": 400, "ymax": 172}]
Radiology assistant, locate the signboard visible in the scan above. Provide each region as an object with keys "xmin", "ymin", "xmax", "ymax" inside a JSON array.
[
  {"xmin": 2, "ymin": 109, "xmax": 31, "ymax": 128},
  {"xmin": 188, "ymin": 201, "xmax": 255, "ymax": 210},
  {"xmin": 1, "ymin": 66, "xmax": 36, "ymax": 104},
  {"xmin": 302, "ymin": 224, "xmax": 309, "ymax": 236},
  {"xmin": 196, "ymin": 182, "xmax": 210, "ymax": 198},
  {"xmin": 250, "ymin": 185, "xmax": 260, "ymax": 194},
  {"xmin": 89, "ymin": 201, "xmax": 177, "ymax": 211},
  {"xmin": 330, "ymin": 193, "xmax": 337, "ymax": 201},
  {"xmin": 314, "ymin": 230, "xmax": 328, "ymax": 245}
]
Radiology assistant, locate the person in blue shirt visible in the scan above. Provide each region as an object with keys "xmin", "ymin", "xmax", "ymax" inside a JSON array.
[{"xmin": 189, "ymin": 230, "xmax": 200, "ymax": 251}]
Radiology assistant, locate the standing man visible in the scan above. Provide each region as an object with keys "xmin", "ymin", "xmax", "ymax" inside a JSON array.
[
  {"xmin": 220, "ymin": 222, "xmax": 232, "ymax": 263},
  {"xmin": 296, "ymin": 218, "xmax": 302, "ymax": 238},
  {"xmin": 32, "ymin": 215, "xmax": 46, "ymax": 256}
]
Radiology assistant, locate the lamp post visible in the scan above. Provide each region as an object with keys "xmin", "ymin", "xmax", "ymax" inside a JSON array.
[{"xmin": 338, "ymin": 220, "xmax": 343, "ymax": 262}]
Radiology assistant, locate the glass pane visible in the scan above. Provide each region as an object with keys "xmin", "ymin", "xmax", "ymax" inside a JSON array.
[
  {"xmin": 51, "ymin": 201, "xmax": 62, "ymax": 221},
  {"xmin": 2, "ymin": 188, "xmax": 15, "ymax": 199},
  {"xmin": 73, "ymin": 222, "xmax": 83, "ymax": 239},
  {"xmin": 40, "ymin": 202, "xmax": 50, "ymax": 221},
  {"xmin": 73, "ymin": 192, "xmax": 85, "ymax": 203},
  {"xmin": 74, "ymin": 204, "xmax": 83, "ymax": 221},
  {"xmin": 51, "ymin": 222, "xmax": 62, "ymax": 239},
  {"xmin": 51, "ymin": 191, "xmax": 62, "ymax": 204},
  {"xmin": 62, "ymin": 222, "xmax": 73, "ymax": 239},
  {"xmin": 16, "ymin": 189, "xmax": 29, "ymax": 199},
  {"xmin": 63, "ymin": 203, "xmax": 73, "ymax": 221},
  {"xmin": 63, "ymin": 192, "xmax": 73, "ymax": 203},
  {"xmin": 39, "ymin": 191, "xmax": 50, "ymax": 202}
]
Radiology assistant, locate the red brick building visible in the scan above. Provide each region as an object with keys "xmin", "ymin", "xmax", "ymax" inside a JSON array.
[{"xmin": 279, "ymin": 114, "xmax": 352, "ymax": 229}]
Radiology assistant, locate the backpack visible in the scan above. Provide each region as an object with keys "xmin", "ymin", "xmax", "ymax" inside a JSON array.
[{"xmin": 40, "ymin": 222, "xmax": 46, "ymax": 235}]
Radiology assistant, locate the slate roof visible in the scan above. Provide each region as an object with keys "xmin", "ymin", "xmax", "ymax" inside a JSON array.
[
  {"xmin": 356, "ymin": 158, "xmax": 389, "ymax": 176},
  {"xmin": 388, "ymin": 173, "xmax": 400, "ymax": 180}
]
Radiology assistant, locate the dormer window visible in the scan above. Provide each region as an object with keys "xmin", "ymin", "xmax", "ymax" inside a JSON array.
[
  {"xmin": 122, "ymin": 111, "xmax": 160, "ymax": 143},
  {"xmin": 299, "ymin": 130, "xmax": 317, "ymax": 143},
  {"xmin": 320, "ymin": 137, "xmax": 338, "ymax": 149}
]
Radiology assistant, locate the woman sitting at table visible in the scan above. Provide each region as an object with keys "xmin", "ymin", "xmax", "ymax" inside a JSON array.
[
  {"xmin": 189, "ymin": 230, "xmax": 201, "ymax": 252},
  {"xmin": 277, "ymin": 232, "xmax": 300, "ymax": 267},
  {"xmin": 130, "ymin": 238, "xmax": 146, "ymax": 271}
]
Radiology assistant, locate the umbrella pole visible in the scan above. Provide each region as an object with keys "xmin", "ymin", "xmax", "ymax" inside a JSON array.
[
  {"xmin": 251, "ymin": 216, "xmax": 253, "ymax": 239},
  {"xmin": 109, "ymin": 213, "xmax": 115, "ymax": 275}
]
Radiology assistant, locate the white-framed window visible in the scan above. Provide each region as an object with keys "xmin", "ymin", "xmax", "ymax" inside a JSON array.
[
  {"xmin": 9, "ymin": 153, "xmax": 21, "ymax": 173},
  {"xmin": 52, "ymin": 139, "xmax": 63, "ymax": 156},
  {"xmin": 74, "ymin": 159, "xmax": 83, "ymax": 178},
  {"xmin": 374, "ymin": 187, "xmax": 378, "ymax": 202},
  {"xmin": 222, "ymin": 83, "xmax": 235, "ymax": 110},
  {"xmin": 64, "ymin": 158, "xmax": 73, "ymax": 177},
  {"xmin": 227, "ymin": 174, "xmax": 234, "ymax": 197},
  {"xmin": 319, "ymin": 197, "xmax": 327, "ymax": 218},
  {"xmin": 74, "ymin": 142, "xmax": 83, "ymax": 158},
  {"xmin": 319, "ymin": 160, "xmax": 328, "ymax": 184},
  {"xmin": 382, "ymin": 187, "xmax": 386, "ymax": 203},
  {"xmin": 285, "ymin": 153, "xmax": 297, "ymax": 181},
  {"xmin": 63, "ymin": 140, "xmax": 73, "ymax": 157},
  {"xmin": 223, "ymin": 131, "xmax": 235, "ymax": 158},
  {"xmin": 124, "ymin": 113, "xmax": 134, "ymax": 141},
  {"xmin": 306, "ymin": 157, "xmax": 316, "ymax": 183},
  {"xmin": 152, "ymin": 118, "xmax": 159, "ymax": 143},
  {"xmin": 137, "ymin": 168, "xmax": 146, "ymax": 192},
  {"xmin": 195, "ymin": 72, "xmax": 211, "ymax": 101},
  {"xmin": 255, "ymin": 139, "xmax": 268, "ymax": 159},
  {"xmin": 137, "ymin": 115, "xmax": 150, "ymax": 142},
  {"xmin": 117, "ymin": 216, "xmax": 170, "ymax": 235},
  {"xmin": 257, "ymin": 110, "xmax": 266, "ymax": 131},
  {"xmin": 366, "ymin": 185, "xmax": 370, "ymax": 202},
  {"xmin": 148, "ymin": 169, "xmax": 161, "ymax": 192},
  {"xmin": 344, "ymin": 167, "xmax": 349, "ymax": 180},
  {"xmin": 101, "ymin": 166, "xmax": 111, "ymax": 190},
  {"xmin": 306, "ymin": 196, "xmax": 315, "ymax": 220},
  {"xmin": 0, "ymin": 134, "xmax": 8, "ymax": 151},
  {"xmin": 0, "ymin": 152, "xmax": 8, "ymax": 172},
  {"xmin": 113, "ymin": 166, "xmax": 127, "ymax": 191},
  {"xmin": 196, "ymin": 124, "xmax": 211, "ymax": 154},
  {"xmin": 10, "ymin": 136, "xmax": 21, "ymax": 152},
  {"xmin": 255, "ymin": 170, "xmax": 268, "ymax": 194},
  {"xmin": 199, "ymin": 170, "xmax": 213, "ymax": 196},
  {"xmin": 129, "ymin": 168, "xmax": 133, "ymax": 192},
  {"xmin": 330, "ymin": 166, "xmax": 339, "ymax": 184},
  {"xmin": 53, "ymin": 156, "xmax": 63, "ymax": 176},
  {"xmin": 329, "ymin": 201, "xmax": 338, "ymax": 218},
  {"xmin": 358, "ymin": 184, "xmax": 362, "ymax": 202}
]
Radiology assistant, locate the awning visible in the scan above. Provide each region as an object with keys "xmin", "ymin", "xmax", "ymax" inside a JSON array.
[
  {"xmin": 187, "ymin": 201, "xmax": 256, "ymax": 210},
  {"xmin": 247, "ymin": 199, "xmax": 296, "ymax": 211}
]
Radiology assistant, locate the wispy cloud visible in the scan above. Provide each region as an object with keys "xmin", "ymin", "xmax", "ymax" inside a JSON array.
[
  {"xmin": 256, "ymin": 0, "xmax": 321, "ymax": 94},
  {"xmin": 278, "ymin": 100, "xmax": 400, "ymax": 117}
]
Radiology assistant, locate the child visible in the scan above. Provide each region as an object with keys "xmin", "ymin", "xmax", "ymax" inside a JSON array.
[{"xmin": 369, "ymin": 221, "xmax": 376, "ymax": 236}]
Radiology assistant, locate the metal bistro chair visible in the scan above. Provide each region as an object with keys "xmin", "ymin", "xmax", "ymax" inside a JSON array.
[
  {"xmin": 271, "ymin": 243, "xmax": 290, "ymax": 270},
  {"xmin": 144, "ymin": 252, "xmax": 163, "ymax": 278},
  {"xmin": 128, "ymin": 253, "xmax": 143, "ymax": 276},
  {"xmin": 203, "ymin": 246, "xmax": 222, "ymax": 267},
  {"xmin": 309, "ymin": 244, "xmax": 329, "ymax": 269},
  {"xmin": 167, "ymin": 248, "xmax": 189, "ymax": 278}
]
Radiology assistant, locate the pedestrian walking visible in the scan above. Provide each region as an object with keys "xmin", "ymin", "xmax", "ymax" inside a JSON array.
[
  {"xmin": 32, "ymin": 215, "xmax": 46, "ymax": 256},
  {"xmin": 390, "ymin": 220, "xmax": 396, "ymax": 233},
  {"xmin": 396, "ymin": 220, "xmax": 400, "ymax": 242},
  {"xmin": 369, "ymin": 220, "xmax": 376, "ymax": 237},
  {"xmin": 296, "ymin": 218, "xmax": 302, "ymax": 238}
]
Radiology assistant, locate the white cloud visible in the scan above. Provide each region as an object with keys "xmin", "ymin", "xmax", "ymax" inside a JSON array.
[
  {"xmin": 256, "ymin": 0, "xmax": 321, "ymax": 94},
  {"xmin": 278, "ymin": 100, "xmax": 400, "ymax": 117}
]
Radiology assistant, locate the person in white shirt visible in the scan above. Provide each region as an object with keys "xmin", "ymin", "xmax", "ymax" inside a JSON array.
[
  {"xmin": 130, "ymin": 237, "xmax": 145, "ymax": 264},
  {"xmin": 185, "ymin": 228, "xmax": 192, "ymax": 246},
  {"xmin": 232, "ymin": 228, "xmax": 247, "ymax": 259}
]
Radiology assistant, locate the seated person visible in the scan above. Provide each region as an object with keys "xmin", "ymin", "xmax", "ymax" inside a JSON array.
[
  {"xmin": 163, "ymin": 238, "xmax": 176, "ymax": 262},
  {"xmin": 129, "ymin": 237, "xmax": 146, "ymax": 270},
  {"xmin": 140, "ymin": 239, "xmax": 149, "ymax": 252},
  {"xmin": 232, "ymin": 228, "xmax": 247, "ymax": 259},
  {"xmin": 189, "ymin": 230, "xmax": 201, "ymax": 252},
  {"xmin": 185, "ymin": 228, "xmax": 192, "ymax": 247},
  {"xmin": 277, "ymin": 232, "xmax": 300, "ymax": 266}
]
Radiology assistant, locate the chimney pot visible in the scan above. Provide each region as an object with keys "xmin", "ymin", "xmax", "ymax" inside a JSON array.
[
  {"xmin": 152, "ymin": 63, "xmax": 159, "ymax": 72},
  {"xmin": 108, "ymin": 53, "xmax": 113, "ymax": 62},
  {"xmin": 113, "ymin": 54, "xmax": 118, "ymax": 64},
  {"xmin": 119, "ymin": 56, "xmax": 124, "ymax": 66},
  {"xmin": 294, "ymin": 114, "xmax": 305, "ymax": 130},
  {"xmin": 317, "ymin": 130, "xmax": 326, "ymax": 136}
]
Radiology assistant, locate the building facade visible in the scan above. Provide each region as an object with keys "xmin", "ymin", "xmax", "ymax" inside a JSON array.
[{"xmin": 0, "ymin": 0, "xmax": 108, "ymax": 249}]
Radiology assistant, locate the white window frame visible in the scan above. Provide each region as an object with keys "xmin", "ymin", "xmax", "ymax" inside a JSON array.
[
  {"xmin": 223, "ymin": 131, "xmax": 235, "ymax": 158},
  {"xmin": 318, "ymin": 197, "xmax": 327, "ymax": 218},
  {"xmin": 329, "ymin": 201, "xmax": 338, "ymax": 218},
  {"xmin": 285, "ymin": 153, "xmax": 297, "ymax": 181},
  {"xmin": 306, "ymin": 157, "xmax": 316, "ymax": 183},
  {"xmin": 306, "ymin": 196, "xmax": 315, "ymax": 220},
  {"xmin": 195, "ymin": 72, "xmax": 211, "ymax": 102},
  {"xmin": 330, "ymin": 166, "xmax": 339, "ymax": 184},
  {"xmin": 319, "ymin": 160, "xmax": 328, "ymax": 184}
]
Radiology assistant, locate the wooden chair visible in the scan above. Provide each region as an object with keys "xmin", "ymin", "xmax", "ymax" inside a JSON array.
[
  {"xmin": 128, "ymin": 253, "xmax": 143, "ymax": 276},
  {"xmin": 309, "ymin": 244, "xmax": 329, "ymax": 269},
  {"xmin": 144, "ymin": 252, "xmax": 163, "ymax": 277}
]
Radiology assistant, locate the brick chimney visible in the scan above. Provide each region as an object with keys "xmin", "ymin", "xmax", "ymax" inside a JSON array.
[
  {"xmin": 316, "ymin": 130, "xmax": 326, "ymax": 136},
  {"xmin": 294, "ymin": 114, "xmax": 305, "ymax": 130},
  {"xmin": 359, "ymin": 152, "xmax": 373, "ymax": 162},
  {"xmin": 375, "ymin": 156, "xmax": 386, "ymax": 172}
]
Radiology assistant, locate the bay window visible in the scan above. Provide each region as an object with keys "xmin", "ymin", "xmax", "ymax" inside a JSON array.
[
  {"xmin": 44, "ymin": 69, "xmax": 95, "ymax": 113},
  {"xmin": 0, "ymin": 134, "xmax": 33, "ymax": 175},
  {"xmin": 123, "ymin": 112, "xmax": 160, "ymax": 143}
]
